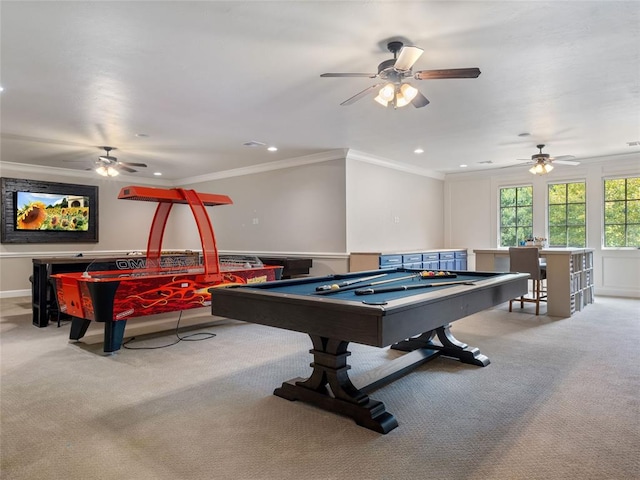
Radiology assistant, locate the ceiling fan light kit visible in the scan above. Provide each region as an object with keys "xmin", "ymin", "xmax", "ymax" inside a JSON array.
[
  {"xmin": 395, "ymin": 83, "xmax": 418, "ymax": 107},
  {"xmin": 96, "ymin": 165, "xmax": 120, "ymax": 177},
  {"xmin": 529, "ymin": 160, "xmax": 553, "ymax": 175},
  {"xmin": 93, "ymin": 146, "xmax": 148, "ymax": 176},
  {"xmin": 321, "ymin": 40, "xmax": 481, "ymax": 109},
  {"xmin": 373, "ymin": 82, "xmax": 418, "ymax": 108},
  {"xmin": 526, "ymin": 144, "xmax": 578, "ymax": 175}
]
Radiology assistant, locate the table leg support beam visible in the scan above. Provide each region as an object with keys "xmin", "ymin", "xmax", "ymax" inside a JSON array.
[
  {"xmin": 274, "ymin": 379, "xmax": 397, "ymax": 434},
  {"xmin": 273, "ymin": 335, "xmax": 398, "ymax": 433},
  {"xmin": 391, "ymin": 325, "xmax": 490, "ymax": 367}
]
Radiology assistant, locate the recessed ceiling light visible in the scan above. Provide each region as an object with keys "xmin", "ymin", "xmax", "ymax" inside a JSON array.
[
  {"xmin": 459, "ymin": 164, "xmax": 468, "ymax": 168},
  {"xmin": 0, "ymin": 86, "xmax": 4, "ymax": 92},
  {"xmin": 153, "ymin": 172, "xmax": 162, "ymax": 176},
  {"xmin": 414, "ymin": 148, "xmax": 424, "ymax": 154},
  {"xmin": 267, "ymin": 146, "xmax": 278, "ymax": 152}
]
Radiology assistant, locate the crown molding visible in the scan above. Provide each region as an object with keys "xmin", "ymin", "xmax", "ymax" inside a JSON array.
[
  {"xmin": 444, "ymin": 151, "xmax": 640, "ymax": 182},
  {"xmin": 0, "ymin": 161, "xmax": 173, "ymax": 186},
  {"xmin": 177, "ymin": 149, "xmax": 349, "ymax": 185},
  {"xmin": 346, "ymin": 149, "xmax": 445, "ymax": 180}
]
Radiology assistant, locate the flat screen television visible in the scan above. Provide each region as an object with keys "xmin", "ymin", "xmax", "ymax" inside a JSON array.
[
  {"xmin": 1, "ymin": 178, "xmax": 98, "ymax": 243},
  {"xmin": 15, "ymin": 191, "xmax": 90, "ymax": 231}
]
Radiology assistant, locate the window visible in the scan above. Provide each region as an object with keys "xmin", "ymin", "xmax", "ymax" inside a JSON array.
[
  {"xmin": 499, "ymin": 185, "xmax": 532, "ymax": 246},
  {"xmin": 604, "ymin": 176, "xmax": 640, "ymax": 247},
  {"xmin": 548, "ymin": 182, "xmax": 586, "ymax": 247}
]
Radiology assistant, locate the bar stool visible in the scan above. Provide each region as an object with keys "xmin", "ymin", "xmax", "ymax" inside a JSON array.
[{"xmin": 508, "ymin": 247, "xmax": 547, "ymax": 315}]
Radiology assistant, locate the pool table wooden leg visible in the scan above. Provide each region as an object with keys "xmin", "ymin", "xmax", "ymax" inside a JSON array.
[
  {"xmin": 274, "ymin": 334, "xmax": 399, "ymax": 434},
  {"xmin": 391, "ymin": 324, "xmax": 490, "ymax": 367}
]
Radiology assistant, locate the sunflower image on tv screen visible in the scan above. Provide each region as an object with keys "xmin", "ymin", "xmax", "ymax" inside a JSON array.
[{"xmin": 16, "ymin": 192, "xmax": 90, "ymax": 231}]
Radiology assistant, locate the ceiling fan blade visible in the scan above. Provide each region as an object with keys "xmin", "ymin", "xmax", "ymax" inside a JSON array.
[
  {"xmin": 321, "ymin": 73, "xmax": 377, "ymax": 78},
  {"xmin": 118, "ymin": 165, "xmax": 137, "ymax": 173},
  {"xmin": 119, "ymin": 162, "xmax": 147, "ymax": 168},
  {"xmin": 550, "ymin": 155, "xmax": 576, "ymax": 161},
  {"xmin": 414, "ymin": 68, "xmax": 481, "ymax": 80},
  {"xmin": 394, "ymin": 46, "xmax": 424, "ymax": 72},
  {"xmin": 411, "ymin": 90, "xmax": 430, "ymax": 108},
  {"xmin": 340, "ymin": 83, "xmax": 382, "ymax": 106},
  {"xmin": 552, "ymin": 160, "xmax": 580, "ymax": 166}
]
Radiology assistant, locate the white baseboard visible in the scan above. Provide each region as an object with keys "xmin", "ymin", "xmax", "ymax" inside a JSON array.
[
  {"xmin": 0, "ymin": 289, "xmax": 31, "ymax": 299},
  {"xmin": 594, "ymin": 288, "xmax": 640, "ymax": 299}
]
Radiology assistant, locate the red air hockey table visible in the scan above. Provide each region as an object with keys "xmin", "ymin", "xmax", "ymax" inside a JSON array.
[{"xmin": 53, "ymin": 186, "xmax": 281, "ymax": 352}]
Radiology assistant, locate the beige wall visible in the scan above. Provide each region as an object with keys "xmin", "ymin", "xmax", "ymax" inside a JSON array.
[
  {"xmin": 1, "ymin": 157, "xmax": 354, "ymax": 294},
  {"xmin": 5, "ymin": 151, "xmax": 638, "ymax": 298},
  {"xmin": 345, "ymin": 158, "xmax": 444, "ymax": 252},
  {"xmin": 176, "ymin": 159, "xmax": 348, "ymax": 253}
]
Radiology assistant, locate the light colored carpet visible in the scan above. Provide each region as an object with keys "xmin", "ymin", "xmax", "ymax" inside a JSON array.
[{"xmin": 1, "ymin": 296, "xmax": 638, "ymax": 480}]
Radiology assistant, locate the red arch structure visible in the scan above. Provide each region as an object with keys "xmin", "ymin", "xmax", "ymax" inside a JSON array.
[{"xmin": 118, "ymin": 185, "xmax": 233, "ymax": 282}]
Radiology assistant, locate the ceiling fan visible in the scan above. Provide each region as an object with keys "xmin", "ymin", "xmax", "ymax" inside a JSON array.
[
  {"xmin": 521, "ymin": 144, "xmax": 580, "ymax": 174},
  {"xmin": 94, "ymin": 146, "xmax": 147, "ymax": 176},
  {"xmin": 320, "ymin": 40, "xmax": 481, "ymax": 108}
]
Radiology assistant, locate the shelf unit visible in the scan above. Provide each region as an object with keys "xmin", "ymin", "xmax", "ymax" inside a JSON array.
[
  {"xmin": 570, "ymin": 250, "xmax": 595, "ymax": 314},
  {"xmin": 474, "ymin": 248, "xmax": 595, "ymax": 317},
  {"xmin": 349, "ymin": 249, "xmax": 467, "ymax": 272}
]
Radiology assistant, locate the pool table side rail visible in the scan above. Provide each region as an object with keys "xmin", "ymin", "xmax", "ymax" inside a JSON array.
[
  {"xmin": 210, "ymin": 272, "xmax": 529, "ymax": 347},
  {"xmin": 381, "ymin": 274, "xmax": 529, "ymax": 346}
]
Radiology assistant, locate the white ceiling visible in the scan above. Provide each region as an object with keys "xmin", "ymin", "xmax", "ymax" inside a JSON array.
[{"xmin": 1, "ymin": 1, "xmax": 639, "ymax": 181}]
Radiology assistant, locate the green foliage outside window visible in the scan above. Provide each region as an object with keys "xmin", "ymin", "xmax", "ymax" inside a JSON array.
[
  {"xmin": 499, "ymin": 186, "xmax": 533, "ymax": 246},
  {"xmin": 604, "ymin": 177, "xmax": 640, "ymax": 247},
  {"xmin": 548, "ymin": 182, "xmax": 586, "ymax": 247}
]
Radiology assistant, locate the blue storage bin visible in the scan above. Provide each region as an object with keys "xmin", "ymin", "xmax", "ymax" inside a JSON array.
[
  {"xmin": 422, "ymin": 253, "xmax": 439, "ymax": 262},
  {"xmin": 402, "ymin": 253, "xmax": 422, "ymax": 264},
  {"xmin": 379, "ymin": 255, "xmax": 403, "ymax": 268},
  {"xmin": 403, "ymin": 262, "xmax": 422, "ymax": 269},
  {"xmin": 422, "ymin": 261, "xmax": 440, "ymax": 270}
]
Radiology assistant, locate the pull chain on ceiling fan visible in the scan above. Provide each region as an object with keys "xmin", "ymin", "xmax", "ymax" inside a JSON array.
[{"xmin": 320, "ymin": 40, "xmax": 481, "ymax": 109}]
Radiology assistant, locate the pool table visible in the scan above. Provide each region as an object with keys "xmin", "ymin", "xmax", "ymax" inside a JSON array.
[{"xmin": 209, "ymin": 268, "xmax": 529, "ymax": 433}]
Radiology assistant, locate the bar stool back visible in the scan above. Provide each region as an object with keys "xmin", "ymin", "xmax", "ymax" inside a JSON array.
[{"xmin": 508, "ymin": 247, "xmax": 547, "ymax": 315}]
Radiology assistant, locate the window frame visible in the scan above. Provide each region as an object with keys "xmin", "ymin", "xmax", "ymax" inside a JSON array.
[
  {"xmin": 547, "ymin": 180, "xmax": 587, "ymax": 248},
  {"xmin": 498, "ymin": 184, "xmax": 533, "ymax": 247},
  {"xmin": 602, "ymin": 175, "xmax": 640, "ymax": 248}
]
